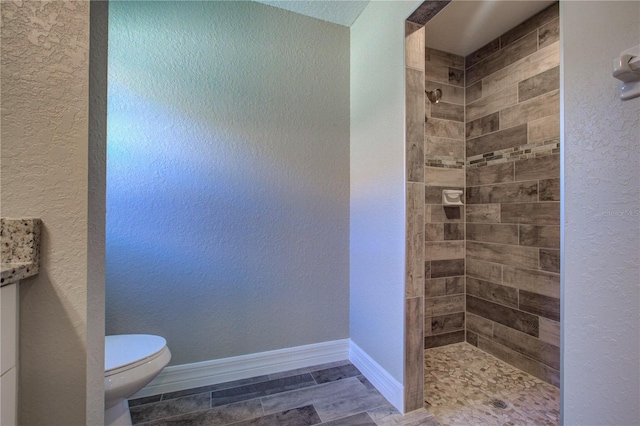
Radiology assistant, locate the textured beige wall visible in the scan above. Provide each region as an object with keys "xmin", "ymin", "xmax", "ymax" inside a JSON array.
[
  {"xmin": 562, "ymin": 1, "xmax": 640, "ymax": 424},
  {"xmin": 0, "ymin": 1, "xmax": 105, "ymax": 425},
  {"xmin": 106, "ymin": 1, "xmax": 350, "ymax": 365}
]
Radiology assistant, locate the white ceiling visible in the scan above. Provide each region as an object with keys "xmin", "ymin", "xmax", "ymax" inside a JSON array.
[
  {"xmin": 252, "ymin": 0, "xmax": 370, "ymax": 27},
  {"xmin": 424, "ymin": 0, "xmax": 556, "ymax": 56},
  {"xmin": 251, "ymin": 0, "xmax": 555, "ymax": 56}
]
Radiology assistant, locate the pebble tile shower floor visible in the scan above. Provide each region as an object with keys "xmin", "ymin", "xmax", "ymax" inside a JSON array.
[
  {"xmin": 128, "ymin": 343, "xmax": 559, "ymax": 425},
  {"xmin": 425, "ymin": 343, "xmax": 560, "ymax": 425}
]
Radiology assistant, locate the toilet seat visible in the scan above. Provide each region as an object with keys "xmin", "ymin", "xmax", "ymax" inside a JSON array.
[{"xmin": 105, "ymin": 334, "xmax": 168, "ymax": 377}]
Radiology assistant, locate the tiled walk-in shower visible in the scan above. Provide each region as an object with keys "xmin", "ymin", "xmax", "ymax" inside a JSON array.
[{"xmin": 405, "ymin": 0, "xmax": 561, "ymax": 410}]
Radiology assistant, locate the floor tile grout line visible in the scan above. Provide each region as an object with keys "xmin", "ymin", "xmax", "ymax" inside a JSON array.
[
  {"xmin": 209, "ymin": 374, "xmax": 320, "ymax": 410},
  {"xmin": 132, "ymin": 406, "xmax": 212, "ymax": 426},
  {"xmin": 140, "ymin": 361, "xmax": 352, "ymax": 407},
  {"xmin": 222, "ymin": 402, "xmax": 322, "ymax": 426}
]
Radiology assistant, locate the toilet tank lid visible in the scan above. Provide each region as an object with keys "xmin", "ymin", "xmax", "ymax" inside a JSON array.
[{"xmin": 105, "ymin": 334, "xmax": 167, "ymax": 372}]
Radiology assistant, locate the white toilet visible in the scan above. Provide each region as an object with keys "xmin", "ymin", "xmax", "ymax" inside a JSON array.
[{"xmin": 104, "ymin": 334, "xmax": 171, "ymax": 426}]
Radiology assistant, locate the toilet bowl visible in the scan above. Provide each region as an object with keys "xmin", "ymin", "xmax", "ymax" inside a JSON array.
[{"xmin": 105, "ymin": 334, "xmax": 171, "ymax": 426}]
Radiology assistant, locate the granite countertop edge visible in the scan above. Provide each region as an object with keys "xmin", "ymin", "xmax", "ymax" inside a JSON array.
[
  {"xmin": 1, "ymin": 217, "xmax": 42, "ymax": 287},
  {"xmin": 1, "ymin": 262, "xmax": 39, "ymax": 287}
]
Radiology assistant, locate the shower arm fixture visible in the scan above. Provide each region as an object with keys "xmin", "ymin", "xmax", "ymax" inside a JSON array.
[{"xmin": 426, "ymin": 88, "xmax": 442, "ymax": 104}]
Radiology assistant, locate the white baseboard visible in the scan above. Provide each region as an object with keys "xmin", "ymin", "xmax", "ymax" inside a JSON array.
[
  {"xmin": 349, "ymin": 340, "xmax": 404, "ymax": 413},
  {"xmin": 133, "ymin": 339, "xmax": 350, "ymax": 399}
]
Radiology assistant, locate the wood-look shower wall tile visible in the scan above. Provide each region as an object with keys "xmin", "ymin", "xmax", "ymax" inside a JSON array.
[
  {"xmin": 466, "ymin": 330, "xmax": 478, "ymax": 346},
  {"xmin": 424, "ymin": 330, "xmax": 465, "ymax": 349},
  {"xmin": 509, "ymin": 348, "xmax": 560, "ymax": 388},
  {"xmin": 466, "ymin": 223, "xmax": 518, "ymax": 245},
  {"xmin": 481, "ymin": 42, "xmax": 559, "ymax": 98},
  {"xmin": 538, "ymin": 18, "xmax": 560, "ymax": 49},
  {"xmin": 406, "ymin": 68, "xmax": 425, "ymax": 183},
  {"xmin": 425, "ymin": 167, "xmax": 464, "ymax": 187},
  {"xmin": 425, "ymin": 278, "xmax": 446, "ymax": 298},
  {"xmin": 448, "ymin": 67, "xmax": 464, "ymax": 87},
  {"xmin": 538, "ymin": 317, "xmax": 560, "ymax": 347},
  {"xmin": 443, "ymin": 223, "xmax": 464, "ymax": 241},
  {"xmin": 493, "ymin": 322, "xmax": 559, "ymax": 369},
  {"xmin": 466, "ymin": 32, "xmax": 538, "ymax": 85},
  {"xmin": 502, "ymin": 266, "xmax": 560, "ymax": 299},
  {"xmin": 426, "ymin": 47, "xmax": 465, "ymax": 68},
  {"xmin": 425, "ymin": 276, "xmax": 463, "ymax": 297},
  {"xmin": 466, "ymin": 124, "xmax": 527, "ymax": 158},
  {"xmin": 539, "ymin": 249, "xmax": 560, "ymax": 273},
  {"xmin": 406, "ymin": 183, "xmax": 425, "ymax": 298},
  {"xmin": 429, "ymin": 101, "xmax": 464, "ymax": 122},
  {"xmin": 499, "ymin": 2, "xmax": 559, "ymax": 49},
  {"xmin": 477, "ymin": 336, "xmax": 560, "ymax": 387},
  {"xmin": 466, "ymin": 295, "xmax": 539, "ymax": 337},
  {"xmin": 466, "ymin": 112, "xmax": 499, "ymax": 139},
  {"xmin": 431, "ymin": 259, "xmax": 465, "ymax": 278},
  {"xmin": 425, "ymin": 294, "xmax": 465, "ymax": 316},
  {"xmin": 466, "ymin": 312, "xmax": 494, "ymax": 338},
  {"xmin": 445, "ymin": 276, "xmax": 465, "ymax": 294},
  {"xmin": 428, "ymin": 312, "xmax": 465, "ymax": 335},
  {"xmin": 405, "ymin": 21, "xmax": 425, "ymax": 70},
  {"xmin": 500, "ymin": 202, "xmax": 560, "ymax": 225},
  {"xmin": 467, "ymin": 241, "xmax": 539, "ymax": 269},
  {"xmin": 406, "ymin": 0, "xmax": 451, "ymax": 26},
  {"xmin": 424, "ymin": 61, "xmax": 450, "ymax": 85},
  {"xmin": 514, "ymin": 154, "xmax": 560, "ymax": 181},
  {"xmin": 519, "ymin": 290, "xmax": 560, "ymax": 322},
  {"xmin": 425, "ymin": 241, "xmax": 464, "ymax": 261},
  {"xmin": 466, "ymin": 181, "xmax": 538, "ymax": 205},
  {"xmin": 425, "ymin": 223, "xmax": 444, "ymax": 241},
  {"xmin": 519, "ymin": 225, "xmax": 560, "ymax": 248},
  {"xmin": 466, "ymin": 277, "xmax": 518, "ymax": 308},
  {"xmin": 466, "ymin": 85, "xmax": 517, "ymax": 122},
  {"xmin": 465, "ymin": 80, "xmax": 483, "ymax": 105},
  {"xmin": 426, "ymin": 137, "xmax": 464, "ymax": 158},
  {"xmin": 466, "ymin": 258, "xmax": 502, "ymax": 283},
  {"xmin": 465, "ymin": 38, "xmax": 500, "ymax": 69},
  {"xmin": 466, "ymin": 162, "xmax": 514, "ymax": 187},
  {"xmin": 528, "ymin": 114, "xmax": 560, "ymax": 143},
  {"xmin": 426, "ymin": 117, "xmax": 465, "ymax": 139},
  {"xmin": 477, "ymin": 335, "xmax": 517, "ymax": 364},
  {"xmin": 518, "ymin": 66, "xmax": 559, "ymax": 102},
  {"xmin": 465, "ymin": 204, "xmax": 501, "ymax": 223},
  {"xmin": 499, "ymin": 89, "xmax": 559, "ymax": 129},
  {"xmin": 404, "ymin": 296, "xmax": 424, "ymax": 412},
  {"xmin": 539, "ymin": 178, "xmax": 560, "ymax": 201}
]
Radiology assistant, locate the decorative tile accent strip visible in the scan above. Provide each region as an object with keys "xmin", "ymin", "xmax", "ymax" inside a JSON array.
[
  {"xmin": 467, "ymin": 138, "xmax": 559, "ymax": 168},
  {"xmin": 425, "ymin": 158, "xmax": 465, "ymax": 169}
]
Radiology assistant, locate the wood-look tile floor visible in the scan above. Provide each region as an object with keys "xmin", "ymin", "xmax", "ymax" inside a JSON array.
[
  {"xmin": 129, "ymin": 343, "xmax": 559, "ymax": 426},
  {"xmin": 128, "ymin": 360, "xmax": 439, "ymax": 425},
  {"xmin": 425, "ymin": 343, "xmax": 560, "ymax": 426}
]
